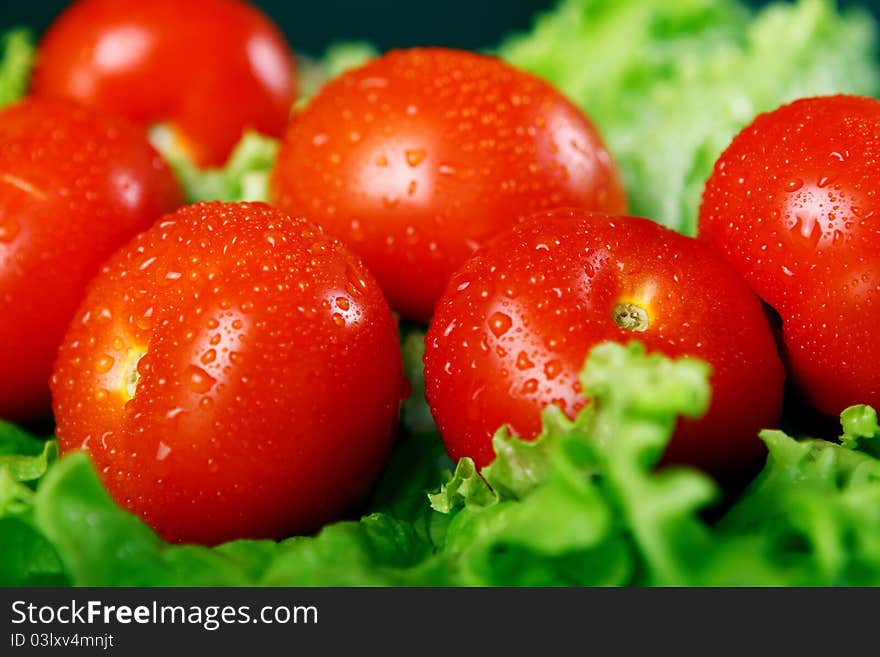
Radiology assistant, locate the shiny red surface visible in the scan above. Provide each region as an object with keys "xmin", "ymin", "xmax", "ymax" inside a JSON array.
[
  {"xmin": 272, "ymin": 48, "xmax": 626, "ymax": 322},
  {"xmin": 700, "ymin": 95, "xmax": 880, "ymax": 416},
  {"xmin": 425, "ymin": 210, "xmax": 784, "ymax": 479},
  {"xmin": 0, "ymin": 97, "xmax": 181, "ymax": 422},
  {"xmin": 33, "ymin": 0, "xmax": 296, "ymax": 166},
  {"xmin": 52, "ymin": 202, "xmax": 403, "ymax": 544}
]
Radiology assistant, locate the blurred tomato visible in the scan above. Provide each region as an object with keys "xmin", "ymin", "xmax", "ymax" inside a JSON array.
[
  {"xmin": 0, "ymin": 97, "xmax": 181, "ymax": 422},
  {"xmin": 33, "ymin": 0, "xmax": 296, "ymax": 166}
]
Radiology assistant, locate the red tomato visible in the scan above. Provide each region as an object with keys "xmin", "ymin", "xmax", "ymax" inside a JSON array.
[
  {"xmin": 272, "ymin": 48, "xmax": 626, "ymax": 323},
  {"xmin": 0, "ymin": 97, "xmax": 181, "ymax": 423},
  {"xmin": 33, "ymin": 0, "xmax": 296, "ymax": 167},
  {"xmin": 424, "ymin": 210, "xmax": 784, "ymax": 479},
  {"xmin": 699, "ymin": 95, "xmax": 880, "ymax": 417},
  {"xmin": 52, "ymin": 202, "xmax": 403, "ymax": 545}
]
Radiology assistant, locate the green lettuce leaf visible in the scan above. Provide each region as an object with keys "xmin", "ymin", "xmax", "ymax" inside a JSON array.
[
  {"xmin": 6, "ymin": 341, "xmax": 880, "ymax": 587},
  {"xmin": 0, "ymin": 423, "xmax": 66, "ymax": 586},
  {"xmin": 26, "ymin": 451, "xmax": 440, "ymax": 587},
  {"xmin": 0, "ymin": 421, "xmax": 57, "ymax": 485},
  {"xmin": 429, "ymin": 342, "xmax": 880, "ymax": 586},
  {"xmin": 0, "ymin": 440, "xmax": 57, "ymax": 484},
  {"xmin": 429, "ymin": 342, "xmax": 716, "ymax": 586},
  {"xmin": 840, "ymin": 404, "xmax": 880, "ymax": 459},
  {"xmin": 261, "ymin": 514, "xmax": 434, "ymax": 586},
  {"xmin": 500, "ymin": 0, "xmax": 880, "ymax": 234},
  {"xmin": 0, "ymin": 29, "xmax": 34, "ymax": 108},
  {"xmin": 149, "ymin": 41, "xmax": 378, "ymax": 206},
  {"xmin": 33, "ymin": 453, "xmax": 285, "ymax": 586},
  {"xmin": 718, "ymin": 430, "xmax": 880, "ymax": 585},
  {"xmin": 151, "ymin": 128, "xmax": 279, "ymax": 204},
  {"xmin": 0, "ymin": 420, "xmax": 50, "ymax": 456},
  {"xmin": 0, "ymin": 516, "xmax": 68, "ymax": 586}
]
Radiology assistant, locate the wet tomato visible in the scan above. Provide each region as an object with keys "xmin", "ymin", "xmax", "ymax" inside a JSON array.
[
  {"xmin": 52, "ymin": 202, "xmax": 403, "ymax": 545},
  {"xmin": 272, "ymin": 48, "xmax": 626, "ymax": 323},
  {"xmin": 0, "ymin": 97, "xmax": 181, "ymax": 423},
  {"xmin": 33, "ymin": 0, "xmax": 296, "ymax": 166},
  {"xmin": 424, "ymin": 210, "xmax": 784, "ymax": 480},
  {"xmin": 699, "ymin": 95, "xmax": 880, "ymax": 416}
]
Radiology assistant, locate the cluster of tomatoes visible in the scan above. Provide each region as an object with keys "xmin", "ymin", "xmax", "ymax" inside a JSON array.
[{"xmin": 2, "ymin": 0, "xmax": 876, "ymax": 545}]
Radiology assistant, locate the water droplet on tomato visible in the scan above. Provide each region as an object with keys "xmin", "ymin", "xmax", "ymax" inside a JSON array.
[
  {"xmin": 263, "ymin": 230, "xmax": 283, "ymax": 247},
  {"xmin": 516, "ymin": 351, "xmax": 535, "ymax": 370},
  {"xmin": 784, "ymin": 179, "xmax": 803, "ymax": 192},
  {"xmin": 135, "ymin": 314, "xmax": 155, "ymax": 335},
  {"xmin": 405, "ymin": 149, "xmax": 426, "ymax": 167},
  {"xmin": 95, "ymin": 355, "xmax": 115, "ymax": 374},
  {"xmin": 166, "ymin": 407, "xmax": 184, "ymax": 420},
  {"xmin": 186, "ymin": 365, "xmax": 216, "ymax": 394},
  {"xmin": 544, "ymin": 359, "xmax": 563, "ymax": 380},
  {"xmin": 790, "ymin": 212, "xmax": 823, "ymax": 246},
  {"xmin": 200, "ymin": 349, "xmax": 217, "ymax": 365},
  {"xmin": 345, "ymin": 265, "xmax": 368, "ymax": 293},
  {"xmin": 156, "ymin": 441, "xmax": 171, "ymax": 461},
  {"xmin": 488, "ymin": 312, "xmax": 512, "ymax": 337}
]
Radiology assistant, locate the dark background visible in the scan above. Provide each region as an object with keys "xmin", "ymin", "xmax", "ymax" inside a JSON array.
[
  {"xmin": 1, "ymin": 0, "xmax": 878, "ymax": 55},
  {"xmin": 0, "ymin": 0, "xmax": 551, "ymax": 52}
]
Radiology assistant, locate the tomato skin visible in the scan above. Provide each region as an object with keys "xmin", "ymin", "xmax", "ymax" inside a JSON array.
[
  {"xmin": 424, "ymin": 210, "xmax": 784, "ymax": 479},
  {"xmin": 0, "ymin": 97, "xmax": 181, "ymax": 423},
  {"xmin": 33, "ymin": 0, "xmax": 295, "ymax": 166},
  {"xmin": 52, "ymin": 202, "xmax": 402, "ymax": 545},
  {"xmin": 272, "ymin": 48, "xmax": 626, "ymax": 323},
  {"xmin": 699, "ymin": 95, "xmax": 880, "ymax": 416}
]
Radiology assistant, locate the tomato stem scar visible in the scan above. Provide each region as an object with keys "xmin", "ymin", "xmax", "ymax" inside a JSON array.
[
  {"xmin": 124, "ymin": 351, "xmax": 145, "ymax": 399},
  {"xmin": 612, "ymin": 303, "xmax": 649, "ymax": 332}
]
